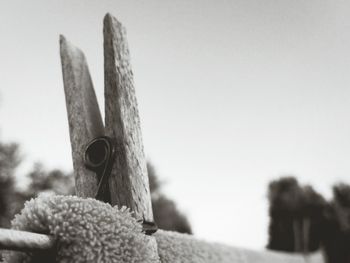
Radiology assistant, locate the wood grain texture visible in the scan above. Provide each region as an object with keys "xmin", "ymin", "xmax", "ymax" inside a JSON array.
[
  {"xmin": 60, "ymin": 36, "xmax": 104, "ymax": 198},
  {"xmin": 103, "ymin": 14, "xmax": 154, "ymax": 222}
]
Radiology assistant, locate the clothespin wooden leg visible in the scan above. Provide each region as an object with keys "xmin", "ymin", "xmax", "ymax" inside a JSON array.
[
  {"xmin": 104, "ymin": 13, "xmax": 155, "ymax": 226},
  {"xmin": 60, "ymin": 36, "xmax": 105, "ymax": 198},
  {"xmin": 104, "ymin": 16, "xmax": 159, "ymax": 260}
]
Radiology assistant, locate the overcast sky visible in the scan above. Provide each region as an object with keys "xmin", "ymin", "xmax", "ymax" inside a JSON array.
[{"xmin": 1, "ymin": 0, "xmax": 350, "ymax": 249}]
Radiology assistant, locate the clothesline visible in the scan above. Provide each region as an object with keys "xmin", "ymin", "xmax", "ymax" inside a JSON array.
[{"xmin": 0, "ymin": 228, "xmax": 54, "ymax": 251}]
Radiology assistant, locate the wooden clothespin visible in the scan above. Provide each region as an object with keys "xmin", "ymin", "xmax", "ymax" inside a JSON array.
[
  {"xmin": 0, "ymin": 13, "xmax": 160, "ymax": 253},
  {"xmin": 60, "ymin": 13, "xmax": 156, "ymax": 234}
]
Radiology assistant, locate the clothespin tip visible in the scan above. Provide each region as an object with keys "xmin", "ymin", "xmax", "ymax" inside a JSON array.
[
  {"xmin": 104, "ymin": 13, "xmax": 112, "ymax": 20},
  {"xmin": 59, "ymin": 35, "xmax": 71, "ymax": 54},
  {"xmin": 59, "ymin": 35, "xmax": 86, "ymax": 61},
  {"xmin": 59, "ymin": 34, "xmax": 67, "ymax": 45},
  {"xmin": 104, "ymin": 13, "xmax": 122, "ymax": 28}
]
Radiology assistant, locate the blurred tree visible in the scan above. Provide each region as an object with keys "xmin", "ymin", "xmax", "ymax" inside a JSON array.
[
  {"xmin": 147, "ymin": 163, "xmax": 192, "ymax": 234},
  {"xmin": 267, "ymin": 177, "xmax": 326, "ymax": 253},
  {"xmin": 300, "ymin": 185, "xmax": 327, "ymax": 252},
  {"xmin": 0, "ymin": 142, "xmax": 20, "ymax": 227},
  {"xmin": 25, "ymin": 163, "xmax": 75, "ymax": 197},
  {"xmin": 267, "ymin": 177, "xmax": 303, "ymax": 252},
  {"xmin": 0, "ymin": 162, "xmax": 76, "ymax": 226},
  {"xmin": 322, "ymin": 183, "xmax": 350, "ymax": 263}
]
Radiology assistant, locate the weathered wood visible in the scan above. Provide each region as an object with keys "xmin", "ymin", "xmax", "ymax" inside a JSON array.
[
  {"xmin": 103, "ymin": 13, "xmax": 154, "ymax": 223},
  {"xmin": 60, "ymin": 36, "xmax": 104, "ymax": 198},
  {"xmin": 0, "ymin": 228, "xmax": 54, "ymax": 251}
]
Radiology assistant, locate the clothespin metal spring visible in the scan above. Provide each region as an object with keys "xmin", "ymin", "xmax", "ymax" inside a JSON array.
[{"xmin": 84, "ymin": 136, "xmax": 115, "ymax": 203}]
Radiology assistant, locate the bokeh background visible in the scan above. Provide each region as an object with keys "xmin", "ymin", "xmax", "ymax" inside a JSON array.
[{"xmin": 1, "ymin": 0, "xmax": 350, "ymax": 252}]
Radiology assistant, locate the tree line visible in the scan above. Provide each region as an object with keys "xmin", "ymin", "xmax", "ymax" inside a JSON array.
[{"xmin": 267, "ymin": 177, "xmax": 350, "ymax": 263}]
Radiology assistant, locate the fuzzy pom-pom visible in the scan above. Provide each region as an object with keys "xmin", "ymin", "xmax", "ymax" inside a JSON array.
[{"xmin": 4, "ymin": 194, "xmax": 159, "ymax": 263}]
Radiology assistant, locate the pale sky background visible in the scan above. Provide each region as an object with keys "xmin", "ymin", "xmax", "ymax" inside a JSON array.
[{"xmin": 1, "ymin": 0, "xmax": 350, "ymax": 250}]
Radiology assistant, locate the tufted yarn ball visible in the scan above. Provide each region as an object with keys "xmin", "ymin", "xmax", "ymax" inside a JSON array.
[{"xmin": 3, "ymin": 193, "xmax": 159, "ymax": 263}]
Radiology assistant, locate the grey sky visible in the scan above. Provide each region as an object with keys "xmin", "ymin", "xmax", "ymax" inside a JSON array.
[{"xmin": 1, "ymin": 0, "xmax": 350, "ymax": 249}]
